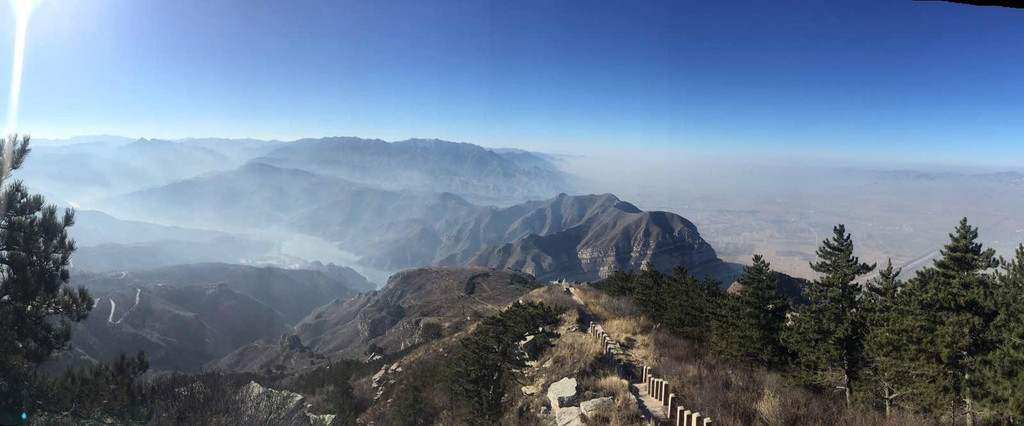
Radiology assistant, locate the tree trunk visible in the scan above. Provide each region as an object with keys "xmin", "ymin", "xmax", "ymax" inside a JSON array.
[
  {"xmin": 965, "ymin": 396, "xmax": 974, "ymax": 426},
  {"xmin": 844, "ymin": 372, "xmax": 851, "ymax": 406},
  {"xmin": 965, "ymin": 371, "xmax": 974, "ymax": 426},
  {"xmin": 883, "ymin": 386, "xmax": 891, "ymax": 418}
]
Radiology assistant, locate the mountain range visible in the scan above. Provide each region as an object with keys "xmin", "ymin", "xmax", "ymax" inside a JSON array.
[
  {"xmin": 101, "ymin": 161, "xmax": 737, "ymax": 284},
  {"xmin": 253, "ymin": 137, "xmax": 570, "ymax": 204}
]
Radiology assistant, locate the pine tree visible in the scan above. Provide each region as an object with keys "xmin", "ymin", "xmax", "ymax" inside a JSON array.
[
  {"xmin": 905, "ymin": 218, "xmax": 998, "ymax": 425},
  {"xmin": 50, "ymin": 351, "xmax": 150, "ymax": 422},
  {"xmin": 862, "ymin": 259, "xmax": 916, "ymax": 417},
  {"xmin": 0, "ymin": 135, "xmax": 94, "ymax": 420},
  {"xmin": 444, "ymin": 301, "xmax": 561, "ymax": 424},
  {"xmin": 783, "ymin": 224, "xmax": 875, "ymax": 405},
  {"xmin": 982, "ymin": 244, "xmax": 1024, "ymax": 421},
  {"xmin": 712, "ymin": 255, "xmax": 789, "ymax": 366}
]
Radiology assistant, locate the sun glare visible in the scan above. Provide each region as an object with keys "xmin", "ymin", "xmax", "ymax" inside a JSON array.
[
  {"xmin": 7, "ymin": 0, "xmax": 38, "ymax": 135},
  {"xmin": 11, "ymin": 0, "xmax": 36, "ymax": 19}
]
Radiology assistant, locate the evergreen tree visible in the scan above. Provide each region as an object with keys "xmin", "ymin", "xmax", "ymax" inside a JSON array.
[
  {"xmin": 861, "ymin": 259, "xmax": 916, "ymax": 417},
  {"xmin": 905, "ymin": 218, "xmax": 998, "ymax": 425},
  {"xmin": 0, "ymin": 135, "xmax": 94, "ymax": 421},
  {"xmin": 981, "ymin": 244, "xmax": 1024, "ymax": 421},
  {"xmin": 48, "ymin": 351, "xmax": 150, "ymax": 422},
  {"xmin": 661, "ymin": 265, "xmax": 723, "ymax": 342},
  {"xmin": 783, "ymin": 224, "xmax": 875, "ymax": 405},
  {"xmin": 597, "ymin": 264, "xmax": 723, "ymax": 343},
  {"xmin": 444, "ymin": 301, "xmax": 560, "ymax": 424},
  {"xmin": 712, "ymin": 255, "xmax": 789, "ymax": 366}
]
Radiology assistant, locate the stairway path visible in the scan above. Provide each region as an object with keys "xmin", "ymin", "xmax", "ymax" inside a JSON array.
[{"xmin": 564, "ymin": 284, "xmax": 669, "ymax": 425}]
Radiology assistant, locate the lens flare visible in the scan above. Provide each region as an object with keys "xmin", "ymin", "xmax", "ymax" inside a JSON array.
[{"xmin": 7, "ymin": 0, "xmax": 37, "ymax": 134}]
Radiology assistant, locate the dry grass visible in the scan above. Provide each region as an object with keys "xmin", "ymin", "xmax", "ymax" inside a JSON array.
[
  {"xmin": 644, "ymin": 329, "xmax": 933, "ymax": 426},
  {"xmin": 560, "ymin": 307, "xmax": 581, "ymax": 333},
  {"xmin": 573, "ymin": 285, "xmax": 638, "ymax": 320},
  {"xmin": 602, "ymin": 317, "xmax": 657, "ymax": 367},
  {"xmin": 755, "ymin": 389, "xmax": 785, "ymax": 426},
  {"xmin": 588, "ymin": 375, "xmax": 629, "ymax": 397},
  {"xmin": 580, "ymin": 375, "xmax": 644, "ymax": 426},
  {"xmin": 540, "ymin": 331, "xmax": 604, "ymax": 380},
  {"xmin": 522, "ymin": 284, "xmax": 579, "ymax": 311}
]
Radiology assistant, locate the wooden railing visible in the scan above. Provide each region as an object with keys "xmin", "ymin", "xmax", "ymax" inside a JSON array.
[{"xmin": 588, "ymin": 321, "xmax": 714, "ymax": 426}]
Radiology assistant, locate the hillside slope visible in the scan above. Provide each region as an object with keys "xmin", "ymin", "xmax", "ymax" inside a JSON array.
[
  {"xmin": 294, "ymin": 266, "xmax": 538, "ymax": 358},
  {"xmin": 50, "ymin": 263, "xmax": 368, "ymax": 372}
]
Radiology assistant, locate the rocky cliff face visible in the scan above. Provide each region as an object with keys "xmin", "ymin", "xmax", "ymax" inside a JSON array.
[
  {"xmin": 464, "ymin": 195, "xmax": 734, "ymax": 284},
  {"xmin": 235, "ymin": 381, "xmax": 335, "ymax": 426}
]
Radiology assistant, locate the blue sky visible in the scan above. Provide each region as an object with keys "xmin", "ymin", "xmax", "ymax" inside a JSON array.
[{"xmin": 1, "ymin": 0, "xmax": 1022, "ymax": 166}]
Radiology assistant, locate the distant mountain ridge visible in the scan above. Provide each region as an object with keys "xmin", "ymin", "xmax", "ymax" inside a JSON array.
[
  {"xmin": 252, "ymin": 136, "xmax": 571, "ymax": 204},
  {"xmin": 876, "ymin": 170, "xmax": 1024, "ymax": 184}
]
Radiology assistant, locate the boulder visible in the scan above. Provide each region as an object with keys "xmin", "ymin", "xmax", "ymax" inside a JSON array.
[
  {"xmin": 555, "ymin": 406, "xmax": 584, "ymax": 426},
  {"xmin": 580, "ymin": 396, "xmax": 614, "ymax": 416},
  {"xmin": 547, "ymin": 377, "xmax": 579, "ymax": 411}
]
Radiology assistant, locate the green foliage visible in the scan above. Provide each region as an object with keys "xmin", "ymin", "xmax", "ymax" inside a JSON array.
[
  {"xmin": 902, "ymin": 218, "xmax": 998, "ymax": 420},
  {"xmin": 146, "ymin": 371, "xmax": 262, "ymax": 425},
  {"xmin": 860, "ymin": 260, "xmax": 917, "ymax": 416},
  {"xmin": 712, "ymin": 255, "xmax": 790, "ymax": 366},
  {"xmin": 783, "ymin": 224, "xmax": 875, "ymax": 405},
  {"xmin": 985, "ymin": 244, "xmax": 1024, "ymax": 419},
  {"xmin": 596, "ymin": 264, "xmax": 723, "ymax": 342},
  {"xmin": 323, "ymin": 380, "xmax": 361, "ymax": 426},
  {"xmin": 0, "ymin": 135, "xmax": 95, "ymax": 420},
  {"xmin": 390, "ymin": 381, "xmax": 437, "ymax": 426},
  {"xmin": 43, "ymin": 351, "xmax": 151, "ymax": 422},
  {"xmin": 420, "ymin": 320, "xmax": 444, "ymax": 341},
  {"xmin": 464, "ymin": 272, "xmax": 490, "ymax": 295},
  {"xmin": 443, "ymin": 301, "xmax": 561, "ymax": 424}
]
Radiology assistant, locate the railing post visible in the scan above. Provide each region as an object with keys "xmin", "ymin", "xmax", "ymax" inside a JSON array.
[{"xmin": 667, "ymin": 394, "xmax": 676, "ymax": 420}]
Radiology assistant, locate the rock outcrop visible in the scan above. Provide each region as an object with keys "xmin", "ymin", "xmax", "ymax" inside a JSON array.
[
  {"xmin": 235, "ymin": 381, "xmax": 314, "ymax": 426},
  {"xmin": 580, "ymin": 396, "xmax": 615, "ymax": 416},
  {"xmin": 548, "ymin": 377, "xmax": 579, "ymax": 412},
  {"xmin": 556, "ymin": 407, "xmax": 584, "ymax": 426}
]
